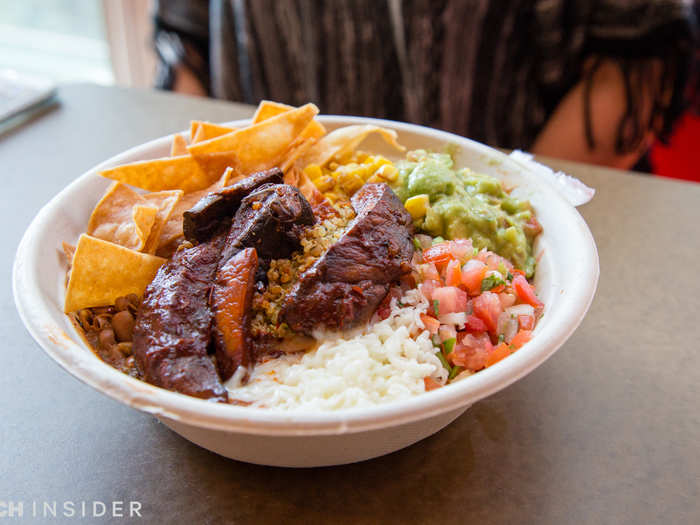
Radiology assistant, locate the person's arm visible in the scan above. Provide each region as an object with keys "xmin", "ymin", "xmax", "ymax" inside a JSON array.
[
  {"xmin": 171, "ymin": 64, "xmax": 207, "ymax": 97},
  {"xmin": 531, "ymin": 59, "xmax": 657, "ymax": 169},
  {"xmin": 153, "ymin": 0, "xmax": 210, "ymax": 96}
]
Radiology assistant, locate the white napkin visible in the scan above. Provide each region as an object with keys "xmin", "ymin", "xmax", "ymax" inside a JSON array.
[{"xmin": 508, "ymin": 150, "xmax": 595, "ymax": 207}]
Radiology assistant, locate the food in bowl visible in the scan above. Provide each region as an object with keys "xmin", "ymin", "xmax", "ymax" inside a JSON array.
[{"xmin": 63, "ymin": 100, "xmax": 544, "ymax": 410}]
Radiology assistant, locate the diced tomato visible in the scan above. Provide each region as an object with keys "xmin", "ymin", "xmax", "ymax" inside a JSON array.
[
  {"xmin": 419, "ymin": 279, "xmax": 441, "ymax": 301},
  {"xmin": 490, "ymin": 284, "xmax": 505, "ymax": 294},
  {"xmin": 420, "ymin": 313, "xmax": 441, "ymax": 334},
  {"xmin": 464, "ymin": 314, "xmax": 488, "ymax": 332},
  {"xmin": 484, "ymin": 253, "xmax": 504, "ymax": 271},
  {"xmin": 449, "ymin": 239, "xmax": 473, "ymax": 261},
  {"xmin": 518, "ymin": 314, "xmax": 535, "ymax": 331},
  {"xmin": 460, "ymin": 260, "xmax": 487, "ymax": 295},
  {"xmin": 485, "ymin": 342, "xmax": 512, "ymax": 367},
  {"xmin": 499, "ymin": 293, "xmax": 516, "ymax": 309},
  {"xmin": 419, "ymin": 262, "xmax": 440, "ymax": 281},
  {"xmin": 523, "ymin": 216, "xmax": 543, "ymax": 237},
  {"xmin": 450, "ymin": 332, "xmax": 493, "ymax": 370},
  {"xmin": 512, "ymin": 274, "xmax": 543, "ymax": 307},
  {"xmin": 432, "ymin": 286, "xmax": 468, "ymax": 315},
  {"xmin": 424, "ymin": 377, "xmax": 442, "ymax": 391},
  {"xmin": 510, "ymin": 330, "xmax": 532, "ymax": 349},
  {"xmin": 423, "ymin": 243, "xmax": 452, "ymax": 268},
  {"xmin": 472, "ymin": 291, "xmax": 502, "ymax": 333},
  {"xmin": 444, "ymin": 259, "xmax": 462, "ymax": 287}
]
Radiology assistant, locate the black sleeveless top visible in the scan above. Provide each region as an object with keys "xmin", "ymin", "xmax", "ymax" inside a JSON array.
[{"xmin": 154, "ymin": 0, "xmax": 696, "ymax": 153}]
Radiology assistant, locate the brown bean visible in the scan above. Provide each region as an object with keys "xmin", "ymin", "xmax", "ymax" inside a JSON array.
[
  {"xmin": 95, "ymin": 314, "xmax": 112, "ymax": 330},
  {"xmin": 114, "ymin": 296, "xmax": 130, "ymax": 312},
  {"xmin": 98, "ymin": 329, "xmax": 116, "ymax": 350},
  {"xmin": 92, "ymin": 306, "xmax": 113, "ymax": 316},
  {"xmin": 116, "ymin": 342, "xmax": 133, "ymax": 356},
  {"xmin": 78, "ymin": 309, "xmax": 94, "ymax": 330},
  {"xmin": 111, "ymin": 310, "xmax": 134, "ymax": 342},
  {"xmin": 127, "ymin": 294, "xmax": 140, "ymax": 314}
]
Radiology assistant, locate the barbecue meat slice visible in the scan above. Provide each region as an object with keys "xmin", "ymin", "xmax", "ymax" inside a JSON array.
[
  {"xmin": 212, "ymin": 247, "xmax": 258, "ymax": 381},
  {"xmin": 220, "ymin": 183, "xmax": 315, "ymax": 266},
  {"xmin": 132, "ymin": 235, "xmax": 228, "ymax": 401},
  {"xmin": 280, "ymin": 183, "xmax": 413, "ymax": 333},
  {"xmin": 183, "ymin": 168, "xmax": 284, "ymax": 243},
  {"xmin": 131, "ymin": 182, "xmax": 316, "ymax": 398}
]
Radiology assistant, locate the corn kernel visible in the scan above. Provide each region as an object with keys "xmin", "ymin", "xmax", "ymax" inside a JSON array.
[
  {"xmin": 337, "ymin": 172, "xmax": 364, "ymax": 195},
  {"xmin": 367, "ymin": 174, "xmax": 383, "ymax": 183},
  {"xmin": 367, "ymin": 156, "xmax": 391, "ymax": 171},
  {"xmin": 315, "ymin": 175, "xmax": 335, "ymax": 192},
  {"xmin": 325, "ymin": 192, "xmax": 341, "ymax": 203},
  {"xmin": 303, "ymin": 164, "xmax": 323, "ymax": 182},
  {"xmin": 375, "ymin": 164, "xmax": 398, "ymax": 181},
  {"xmin": 404, "ymin": 194, "xmax": 430, "ymax": 219}
]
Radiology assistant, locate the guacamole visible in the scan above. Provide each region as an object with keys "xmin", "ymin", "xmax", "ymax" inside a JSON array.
[{"xmin": 393, "ymin": 150, "xmax": 539, "ymax": 276}]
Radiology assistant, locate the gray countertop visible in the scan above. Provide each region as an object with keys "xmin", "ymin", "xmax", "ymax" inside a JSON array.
[{"xmin": 2, "ymin": 84, "xmax": 698, "ymax": 524}]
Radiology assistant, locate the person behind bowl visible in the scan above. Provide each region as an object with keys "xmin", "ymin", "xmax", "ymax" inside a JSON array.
[{"xmin": 152, "ymin": 0, "xmax": 697, "ymax": 171}]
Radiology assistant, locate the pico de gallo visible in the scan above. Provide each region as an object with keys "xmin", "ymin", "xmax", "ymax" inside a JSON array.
[{"xmin": 411, "ymin": 236, "xmax": 544, "ymax": 388}]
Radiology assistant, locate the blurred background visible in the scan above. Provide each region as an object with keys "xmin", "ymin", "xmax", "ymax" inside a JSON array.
[
  {"xmin": 1, "ymin": 0, "xmax": 697, "ymax": 181},
  {"xmin": 0, "ymin": 0, "xmax": 154, "ymax": 87}
]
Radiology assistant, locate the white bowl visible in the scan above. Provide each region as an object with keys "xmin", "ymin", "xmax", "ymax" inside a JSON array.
[{"xmin": 13, "ymin": 116, "xmax": 599, "ymax": 467}]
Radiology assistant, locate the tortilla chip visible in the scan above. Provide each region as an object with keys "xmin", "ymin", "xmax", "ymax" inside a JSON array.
[
  {"xmin": 281, "ymin": 137, "xmax": 316, "ymax": 173},
  {"xmin": 190, "ymin": 121, "xmax": 235, "ymax": 143},
  {"xmin": 132, "ymin": 205, "xmax": 159, "ymax": 249},
  {"xmin": 300, "ymin": 125, "xmax": 405, "ymax": 168},
  {"xmin": 221, "ymin": 166, "xmax": 240, "ymax": 186},
  {"xmin": 253, "ymin": 100, "xmax": 326, "ymax": 141},
  {"xmin": 190, "ymin": 122, "xmax": 201, "ymax": 141},
  {"xmin": 87, "ymin": 182, "xmax": 158, "ymax": 251},
  {"xmin": 252, "ymin": 100, "xmax": 292, "ymax": 123},
  {"xmin": 192, "ymin": 150, "xmax": 240, "ymax": 185},
  {"xmin": 100, "ymin": 155, "xmax": 209, "ymax": 192},
  {"xmin": 64, "ymin": 234, "xmax": 166, "ymax": 312},
  {"xmin": 141, "ymin": 190, "xmax": 183, "ymax": 254},
  {"xmin": 100, "ymin": 151, "xmax": 234, "ymax": 193},
  {"xmin": 188, "ymin": 103, "xmax": 319, "ymax": 174},
  {"xmin": 170, "ymin": 134, "xmax": 188, "ymax": 156},
  {"xmin": 192, "ymin": 124, "xmax": 206, "ymax": 144},
  {"xmin": 156, "ymin": 172, "xmax": 229, "ymax": 252},
  {"xmin": 62, "ymin": 242, "xmax": 76, "ymax": 264}
]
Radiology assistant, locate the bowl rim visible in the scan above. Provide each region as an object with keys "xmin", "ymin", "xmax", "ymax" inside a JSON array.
[{"xmin": 13, "ymin": 115, "xmax": 599, "ymax": 436}]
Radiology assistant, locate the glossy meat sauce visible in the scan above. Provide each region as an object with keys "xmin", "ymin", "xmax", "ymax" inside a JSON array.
[
  {"xmin": 280, "ymin": 183, "xmax": 414, "ymax": 332},
  {"xmin": 133, "ymin": 177, "xmax": 313, "ymax": 401},
  {"xmin": 132, "ymin": 235, "xmax": 228, "ymax": 401},
  {"xmin": 132, "ymin": 178, "xmax": 414, "ymax": 401}
]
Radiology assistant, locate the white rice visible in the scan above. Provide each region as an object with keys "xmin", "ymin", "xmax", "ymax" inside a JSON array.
[{"xmin": 226, "ymin": 289, "xmax": 447, "ymax": 410}]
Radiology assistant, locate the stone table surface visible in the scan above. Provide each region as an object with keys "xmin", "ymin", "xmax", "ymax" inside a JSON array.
[{"xmin": 1, "ymin": 84, "xmax": 698, "ymax": 524}]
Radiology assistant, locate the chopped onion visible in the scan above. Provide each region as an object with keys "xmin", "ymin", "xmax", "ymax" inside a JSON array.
[
  {"xmin": 438, "ymin": 312, "xmax": 467, "ymax": 328},
  {"xmin": 497, "ymin": 311, "xmax": 519, "ymax": 342},
  {"xmin": 485, "ymin": 270, "xmax": 504, "ymax": 281},
  {"xmin": 449, "ymin": 239, "xmax": 473, "ymax": 261},
  {"xmin": 438, "ymin": 324, "xmax": 457, "ymax": 342},
  {"xmin": 506, "ymin": 304, "xmax": 535, "ymax": 317},
  {"xmin": 499, "ymin": 293, "xmax": 516, "ymax": 309},
  {"xmin": 463, "ymin": 259, "xmax": 485, "ymax": 272},
  {"xmin": 415, "ymin": 234, "xmax": 433, "ymax": 250}
]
